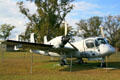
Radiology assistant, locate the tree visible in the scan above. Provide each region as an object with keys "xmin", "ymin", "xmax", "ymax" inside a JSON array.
[
  {"xmin": 17, "ymin": 0, "xmax": 74, "ymax": 42},
  {"xmin": 76, "ymin": 16, "xmax": 102, "ymax": 38},
  {"xmin": 76, "ymin": 15, "xmax": 120, "ymax": 47},
  {"xmin": 22, "ymin": 23, "xmax": 75, "ymax": 42},
  {"xmin": 115, "ymin": 29, "xmax": 120, "ymax": 49},
  {"xmin": 0, "ymin": 24, "xmax": 15, "ymax": 40},
  {"xmin": 103, "ymin": 15, "xmax": 120, "ymax": 47}
]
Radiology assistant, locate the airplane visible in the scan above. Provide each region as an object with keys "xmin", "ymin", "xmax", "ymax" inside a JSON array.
[{"xmin": 2, "ymin": 21, "xmax": 115, "ymax": 68}]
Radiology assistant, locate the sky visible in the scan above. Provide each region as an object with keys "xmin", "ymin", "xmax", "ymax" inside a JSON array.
[{"xmin": 0, "ymin": 0, "xmax": 120, "ymax": 39}]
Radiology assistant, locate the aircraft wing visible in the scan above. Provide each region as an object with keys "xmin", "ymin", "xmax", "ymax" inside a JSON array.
[{"xmin": 2, "ymin": 40, "xmax": 76, "ymax": 53}]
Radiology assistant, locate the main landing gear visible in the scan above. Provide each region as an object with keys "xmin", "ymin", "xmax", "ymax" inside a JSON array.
[
  {"xmin": 76, "ymin": 58, "xmax": 87, "ymax": 64},
  {"xmin": 77, "ymin": 58, "xmax": 84, "ymax": 64},
  {"xmin": 60, "ymin": 58, "xmax": 68, "ymax": 66},
  {"xmin": 60, "ymin": 58, "xmax": 86, "ymax": 66}
]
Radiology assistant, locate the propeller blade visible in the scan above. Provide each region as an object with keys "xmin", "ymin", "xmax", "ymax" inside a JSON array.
[
  {"xmin": 64, "ymin": 21, "xmax": 67, "ymax": 36},
  {"xmin": 61, "ymin": 36, "xmax": 70, "ymax": 47},
  {"xmin": 68, "ymin": 42, "xmax": 79, "ymax": 51}
]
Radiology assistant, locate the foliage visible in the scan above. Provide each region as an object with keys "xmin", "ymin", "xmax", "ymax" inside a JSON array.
[
  {"xmin": 0, "ymin": 24, "xmax": 15, "ymax": 40},
  {"xmin": 116, "ymin": 29, "xmax": 120, "ymax": 48},
  {"xmin": 103, "ymin": 16, "xmax": 120, "ymax": 47},
  {"xmin": 76, "ymin": 16, "xmax": 102, "ymax": 38},
  {"xmin": 17, "ymin": 0, "xmax": 74, "ymax": 42},
  {"xmin": 76, "ymin": 15, "xmax": 120, "ymax": 47}
]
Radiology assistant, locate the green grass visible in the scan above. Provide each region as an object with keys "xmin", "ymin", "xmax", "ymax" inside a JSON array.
[{"xmin": 0, "ymin": 50, "xmax": 120, "ymax": 80}]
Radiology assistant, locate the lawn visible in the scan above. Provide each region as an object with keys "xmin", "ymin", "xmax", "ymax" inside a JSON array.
[{"xmin": 0, "ymin": 50, "xmax": 120, "ymax": 80}]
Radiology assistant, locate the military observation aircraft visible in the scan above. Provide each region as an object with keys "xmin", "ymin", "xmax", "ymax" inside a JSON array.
[{"xmin": 2, "ymin": 22, "xmax": 115, "ymax": 67}]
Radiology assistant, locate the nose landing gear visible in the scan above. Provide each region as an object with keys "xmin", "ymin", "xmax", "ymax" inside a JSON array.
[
  {"xmin": 100, "ymin": 60, "xmax": 106, "ymax": 67},
  {"xmin": 98, "ymin": 57, "xmax": 106, "ymax": 67}
]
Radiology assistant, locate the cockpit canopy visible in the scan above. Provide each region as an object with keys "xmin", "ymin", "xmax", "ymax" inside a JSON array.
[
  {"xmin": 97, "ymin": 38, "xmax": 107, "ymax": 44},
  {"xmin": 85, "ymin": 37, "xmax": 107, "ymax": 48}
]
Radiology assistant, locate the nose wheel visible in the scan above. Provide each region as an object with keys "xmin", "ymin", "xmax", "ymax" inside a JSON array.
[
  {"xmin": 99, "ymin": 57, "xmax": 107, "ymax": 67},
  {"xmin": 100, "ymin": 61, "xmax": 106, "ymax": 67}
]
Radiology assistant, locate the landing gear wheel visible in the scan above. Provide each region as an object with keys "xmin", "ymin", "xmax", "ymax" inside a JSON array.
[
  {"xmin": 100, "ymin": 62, "xmax": 106, "ymax": 67},
  {"xmin": 77, "ymin": 58, "xmax": 84, "ymax": 64},
  {"xmin": 97, "ymin": 58, "xmax": 106, "ymax": 68},
  {"xmin": 60, "ymin": 59, "xmax": 68, "ymax": 66},
  {"xmin": 97, "ymin": 63, "xmax": 106, "ymax": 67}
]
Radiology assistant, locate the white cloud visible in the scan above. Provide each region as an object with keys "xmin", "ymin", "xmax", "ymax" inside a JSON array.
[
  {"xmin": 66, "ymin": 14, "xmax": 79, "ymax": 28},
  {"xmin": 90, "ymin": 11, "xmax": 104, "ymax": 16},
  {"xmin": 24, "ymin": 1, "xmax": 37, "ymax": 14},
  {"xmin": 73, "ymin": 1, "xmax": 100, "ymax": 11},
  {"xmin": 0, "ymin": 0, "xmax": 37, "ymax": 39},
  {"xmin": 0, "ymin": 0, "xmax": 104, "ymax": 39},
  {"xmin": 66, "ymin": 1, "xmax": 102, "ymax": 28},
  {"xmin": 0, "ymin": 0, "xmax": 26, "ymax": 39}
]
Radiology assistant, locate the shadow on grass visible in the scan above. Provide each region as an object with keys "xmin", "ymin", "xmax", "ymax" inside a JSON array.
[
  {"xmin": 59, "ymin": 61, "xmax": 120, "ymax": 72},
  {"xmin": 108, "ymin": 62, "xmax": 120, "ymax": 68},
  {"xmin": 43, "ymin": 58, "xmax": 120, "ymax": 72}
]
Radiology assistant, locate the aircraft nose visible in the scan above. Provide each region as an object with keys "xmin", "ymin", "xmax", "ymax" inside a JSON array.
[
  {"xmin": 99, "ymin": 44, "xmax": 115, "ymax": 56},
  {"xmin": 109, "ymin": 45, "xmax": 115, "ymax": 53}
]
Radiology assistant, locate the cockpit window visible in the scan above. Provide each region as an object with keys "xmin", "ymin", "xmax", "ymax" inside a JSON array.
[
  {"xmin": 97, "ymin": 38, "xmax": 106, "ymax": 45},
  {"xmin": 85, "ymin": 38, "xmax": 107, "ymax": 48},
  {"xmin": 105, "ymin": 39, "xmax": 109, "ymax": 44},
  {"xmin": 86, "ymin": 40, "xmax": 95, "ymax": 48},
  {"xmin": 95, "ymin": 40, "xmax": 99, "ymax": 47}
]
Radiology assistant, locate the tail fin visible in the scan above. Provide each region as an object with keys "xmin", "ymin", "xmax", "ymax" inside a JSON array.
[
  {"xmin": 30, "ymin": 33, "xmax": 35, "ymax": 43},
  {"xmin": 14, "ymin": 35, "xmax": 19, "ymax": 50},
  {"xmin": 44, "ymin": 36, "xmax": 48, "ymax": 44},
  {"xmin": 16, "ymin": 35, "xmax": 19, "ymax": 41}
]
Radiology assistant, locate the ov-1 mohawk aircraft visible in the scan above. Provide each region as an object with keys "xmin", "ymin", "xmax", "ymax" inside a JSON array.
[{"xmin": 2, "ymin": 22, "xmax": 115, "ymax": 67}]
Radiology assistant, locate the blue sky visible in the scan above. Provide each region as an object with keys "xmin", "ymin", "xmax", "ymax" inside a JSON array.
[
  {"xmin": 0, "ymin": 0, "xmax": 120, "ymax": 39},
  {"xmin": 66, "ymin": 0, "xmax": 120, "ymax": 26}
]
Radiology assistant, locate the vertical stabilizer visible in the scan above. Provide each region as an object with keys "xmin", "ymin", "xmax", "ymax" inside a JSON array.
[
  {"xmin": 16, "ymin": 35, "xmax": 19, "ymax": 41},
  {"xmin": 44, "ymin": 36, "xmax": 48, "ymax": 44},
  {"xmin": 30, "ymin": 33, "xmax": 35, "ymax": 43},
  {"xmin": 14, "ymin": 35, "xmax": 19, "ymax": 50}
]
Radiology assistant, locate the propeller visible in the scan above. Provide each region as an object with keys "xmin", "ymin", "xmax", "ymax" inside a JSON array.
[
  {"xmin": 61, "ymin": 36, "xmax": 70, "ymax": 47},
  {"xmin": 61, "ymin": 20, "xmax": 79, "ymax": 71},
  {"xmin": 60, "ymin": 21, "xmax": 70, "ymax": 47},
  {"xmin": 61, "ymin": 21, "xmax": 79, "ymax": 50}
]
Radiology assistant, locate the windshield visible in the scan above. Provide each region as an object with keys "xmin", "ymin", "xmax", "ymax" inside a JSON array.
[
  {"xmin": 97, "ymin": 38, "xmax": 107, "ymax": 45},
  {"xmin": 86, "ymin": 38, "xmax": 107, "ymax": 48}
]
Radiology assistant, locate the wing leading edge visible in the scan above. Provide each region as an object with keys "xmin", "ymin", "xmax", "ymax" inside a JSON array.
[{"xmin": 2, "ymin": 40, "xmax": 76, "ymax": 54}]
